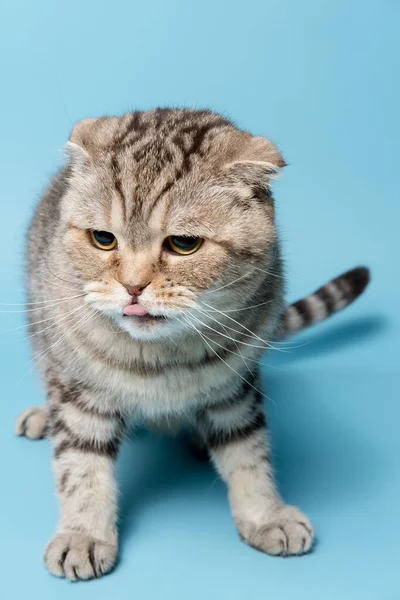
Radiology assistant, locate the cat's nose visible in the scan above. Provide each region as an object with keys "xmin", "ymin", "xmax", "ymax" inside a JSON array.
[{"xmin": 124, "ymin": 284, "xmax": 148, "ymax": 298}]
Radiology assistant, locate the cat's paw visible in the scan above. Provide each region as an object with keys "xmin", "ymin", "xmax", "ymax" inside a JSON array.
[
  {"xmin": 239, "ymin": 505, "xmax": 314, "ymax": 557},
  {"xmin": 15, "ymin": 406, "xmax": 48, "ymax": 440},
  {"xmin": 44, "ymin": 533, "xmax": 117, "ymax": 581}
]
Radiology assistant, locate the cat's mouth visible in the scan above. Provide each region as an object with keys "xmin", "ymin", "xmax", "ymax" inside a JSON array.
[
  {"xmin": 122, "ymin": 303, "xmax": 167, "ymax": 323},
  {"xmin": 123, "ymin": 313, "xmax": 167, "ymax": 322}
]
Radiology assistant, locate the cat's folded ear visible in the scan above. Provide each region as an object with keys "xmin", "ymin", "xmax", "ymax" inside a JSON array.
[
  {"xmin": 65, "ymin": 118, "xmax": 98, "ymax": 165},
  {"xmin": 220, "ymin": 135, "xmax": 286, "ymax": 199},
  {"xmin": 65, "ymin": 117, "xmax": 118, "ymax": 165}
]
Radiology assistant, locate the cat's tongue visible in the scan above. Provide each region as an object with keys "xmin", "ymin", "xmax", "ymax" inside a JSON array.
[{"xmin": 123, "ymin": 304, "xmax": 149, "ymax": 316}]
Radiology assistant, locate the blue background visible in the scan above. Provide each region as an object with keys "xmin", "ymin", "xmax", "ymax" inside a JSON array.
[{"xmin": 0, "ymin": 1, "xmax": 398, "ymax": 598}]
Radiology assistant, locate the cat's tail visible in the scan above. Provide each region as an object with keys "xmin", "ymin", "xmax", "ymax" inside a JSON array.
[{"xmin": 281, "ymin": 266, "xmax": 370, "ymax": 337}]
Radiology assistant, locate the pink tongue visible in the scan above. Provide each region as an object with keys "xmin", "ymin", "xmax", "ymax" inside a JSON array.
[{"xmin": 123, "ymin": 304, "xmax": 149, "ymax": 316}]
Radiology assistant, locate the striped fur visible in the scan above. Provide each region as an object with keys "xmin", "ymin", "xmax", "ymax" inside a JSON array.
[
  {"xmin": 282, "ymin": 266, "xmax": 370, "ymax": 336},
  {"xmin": 14, "ymin": 108, "xmax": 369, "ymax": 580}
]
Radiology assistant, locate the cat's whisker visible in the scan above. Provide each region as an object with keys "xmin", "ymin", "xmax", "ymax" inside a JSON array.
[
  {"xmin": 183, "ymin": 312, "xmax": 286, "ymax": 373},
  {"xmin": 20, "ymin": 306, "xmax": 95, "ymax": 371},
  {"xmin": 267, "ymin": 339, "xmax": 311, "ymax": 350},
  {"xmin": 21, "ymin": 304, "xmax": 89, "ymax": 341},
  {"xmin": 252, "ymin": 265, "xmax": 285, "ymax": 279},
  {"xmin": 44, "ymin": 259, "xmax": 82, "ymax": 288},
  {"xmin": 200, "ymin": 301, "xmax": 289, "ymax": 352},
  {"xmin": 200, "ymin": 263, "xmax": 283, "ymax": 300},
  {"xmin": 175, "ymin": 313, "xmax": 274, "ymax": 405},
  {"xmin": 205, "ymin": 299, "xmax": 274, "ymax": 313},
  {"xmin": 217, "ymin": 319, "xmax": 256, "ymax": 376},
  {"xmin": 194, "ymin": 305, "xmax": 278, "ymax": 351},
  {"xmin": 185, "ymin": 311, "xmax": 269, "ymax": 350},
  {"xmin": 35, "ymin": 274, "xmax": 82, "ymax": 292},
  {"xmin": 200, "ymin": 272, "xmax": 252, "ymax": 295},
  {"xmin": 16, "ymin": 307, "xmax": 95, "ymax": 385},
  {"xmin": 190, "ymin": 324, "xmax": 261, "ymax": 365},
  {"xmin": 199, "ymin": 303, "xmax": 306, "ymax": 350},
  {"xmin": 3, "ymin": 305, "xmax": 86, "ymax": 334},
  {"xmin": 0, "ymin": 294, "xmax": 87, "ymax": 314},
  {"xmin": 194, "ymin": 306, "xmax": 274, "ymax": 348},
  {"xmin": 0, "ymin": 293, "xmax": 87, "ymax": 307}
]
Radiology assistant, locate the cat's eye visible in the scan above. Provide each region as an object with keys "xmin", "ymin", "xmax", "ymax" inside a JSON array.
[
  {"xmin": 90, "ymin": 230, "xmax": 117, "ymax": 250},
  {"xmin": 164, "ymin": 236, "xmax": 203, "ymax": 255}
]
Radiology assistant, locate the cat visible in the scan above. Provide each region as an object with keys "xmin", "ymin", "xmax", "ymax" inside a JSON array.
[{"xmin": 15, "ymin": 108, "xmax": 370, "ymax": 581}]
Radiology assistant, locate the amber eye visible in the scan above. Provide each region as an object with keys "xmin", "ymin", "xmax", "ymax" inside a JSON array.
[
  {"xmin": 165, "ymin": 236, "xmax": 203, "ymax": 255},
  {"xmin": 90, "ymin": 230, "xmax": 117, "ymax": 250}
]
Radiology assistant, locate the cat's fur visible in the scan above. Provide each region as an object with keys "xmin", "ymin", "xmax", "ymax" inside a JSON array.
[{"xmin": 15, "ymin": 108, "xmax": 369, "ymax": 580}]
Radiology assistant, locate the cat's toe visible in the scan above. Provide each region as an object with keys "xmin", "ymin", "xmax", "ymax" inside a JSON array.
[
  {"xmin": 240, "ymin": 505, "xmax": 314, "ymax": 557},
  {"xmin": 15, "ymin": 406, "xmax": 48, "ymax": 440},
  {"xmin": 44, "ymin": 533, "xmax": 117, "ymax": 581}
]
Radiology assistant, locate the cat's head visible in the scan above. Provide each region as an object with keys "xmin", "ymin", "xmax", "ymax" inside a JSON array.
[{"xmin": 59, "ymin": 109, "xmax": 284, "ymax": 341}]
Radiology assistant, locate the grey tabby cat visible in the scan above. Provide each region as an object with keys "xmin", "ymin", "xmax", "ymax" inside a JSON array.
[{"xmin": 15, "ymin": 108, "xmax": 369, "ymax": 581}]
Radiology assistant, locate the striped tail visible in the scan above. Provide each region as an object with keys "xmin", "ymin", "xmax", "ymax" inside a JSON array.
[{"xmin": 282, "ymin": 266, "xmax": 370, "ymax": 337}]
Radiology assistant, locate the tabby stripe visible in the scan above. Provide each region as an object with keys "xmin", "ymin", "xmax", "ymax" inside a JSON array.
[
  {"xmin": 109, "ymin": 113, "xmax": 136, "ymax": 149},
  {"xmin": 315, "ymin": 284, "xmax": 337, "ymax": 315},
  {"xmin": 54, "ymin": 436, "xmax": 120, "ymax": 459},
  {"xmin": 110, "ymin": 154, "xmax": 126, "ymax": 222},
  {"xmin": 143, "ymin": 122, "xmax": 228, "ymax": 219},
  {"xmin": 154, "ymin": 107, "xmax": 168, "ymax": 129},
  {"xmin": 290, "ymin": 298, "xmax": 314, "ymax": 325},
  {"xmin": 205, "ymin": 411, "xmax": 266, "ymax": 449},
  {"xmin": 48, "ymin": 403, "xmax": 60, "ymax": 421},
  {"xmin": 52, "ymin": 406, "xmax": 122, "ymax": 443},
  {"xmin": 203, "ymin": 393, "xmax": 263, "ymax": 435},
  {"xmin": 114, "ymin": 112, "xmax": 148, "ymax": 151},
  {"xmin": 203, "ymin": 372, "xmax": 258, "ymax": 413},
  {"xmin": 218, "ymin": 241, "xmax": 264, "ymax": 261},
  {"xmin": 51, "ymin": 417, "xmax": 71, "ymax": 437},
  {"xmin": 172, "ymin": 121, "xmax": 227, "ymax": 173},
  {"xmin": 147, "ymin": 178, "xmax": 176, "ymax": 215},
  {"xmin": 59, "ymin": 391, "xmax": 125, "ymax": 424},
  {"xmin": 48, "ymin": 377, "xmax": 123, "ymax": 420},
  {"xmin": 59, "ymin": 471, "xmax": 70, "ymax": 493},
  {"xmin": 330, "ymin": 276, "xmax": 345, "ymax": 297}
]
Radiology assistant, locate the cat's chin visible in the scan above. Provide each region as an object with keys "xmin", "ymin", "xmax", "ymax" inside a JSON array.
[{"xmin": 114, "ymin": 313, "xmax": 183, "ymax": 342}]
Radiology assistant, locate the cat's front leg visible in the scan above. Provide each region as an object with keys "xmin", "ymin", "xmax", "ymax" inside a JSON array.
[
  {"xmin": 196, "ymin": 382, "xmax": 314, "ymax": 556},
  {"xmin": 44, "ymin": 380, "xmax": 124, "ymax": 581}
]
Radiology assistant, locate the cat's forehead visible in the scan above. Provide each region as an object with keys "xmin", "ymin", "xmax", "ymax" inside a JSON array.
[
  {"xmin": 69, "ymin": 111, "xmax": 239, "ymax": 226},
  {"xmin": 65, "ymin": 108, "xmax": 284, "ymax": 244},
  {"xmin": 100, "ymin": 109, "xmax": 240, "ymax": 197}
]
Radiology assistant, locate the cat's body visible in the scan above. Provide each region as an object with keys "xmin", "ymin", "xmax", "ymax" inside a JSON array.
[{"xmin": 16, "ymin": 109, "xmax": 369, "ymax": 580}]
